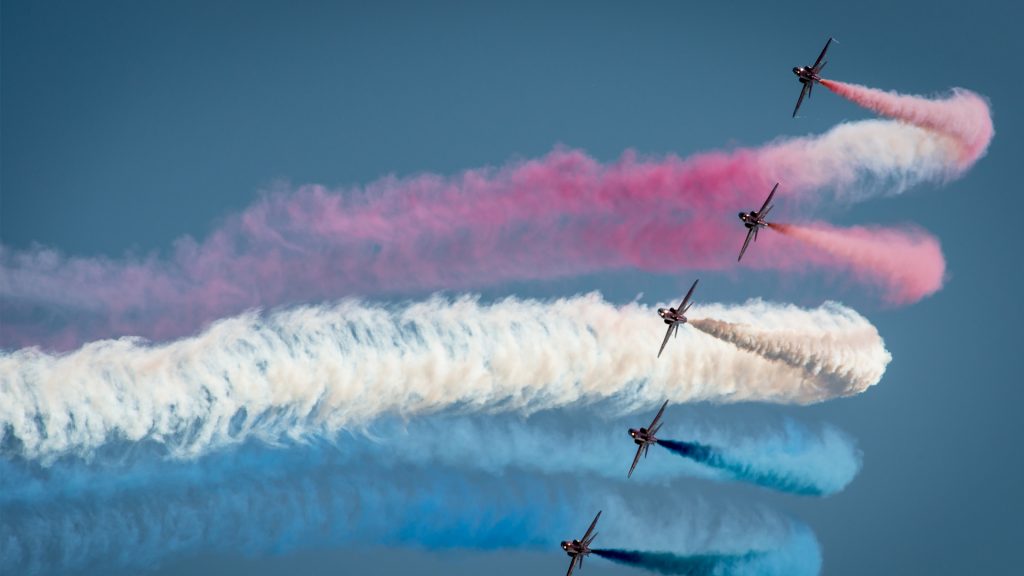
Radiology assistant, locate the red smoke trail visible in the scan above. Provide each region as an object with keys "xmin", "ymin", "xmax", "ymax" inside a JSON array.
[
  {"xmin": 769, "ymin": 222, "xmax": 945, "ymax": 305},
  {"xmin": 821, "ymin": 79, "xmax": 993, "ymax": 170},
  {"xmin": 1, "ymin": 83, "xmax": 991, "ymax": 349}
]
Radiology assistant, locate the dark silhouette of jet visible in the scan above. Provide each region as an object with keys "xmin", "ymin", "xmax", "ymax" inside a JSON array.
[
  {"xmin": 792, "ymin": 37, "xmax": 834, "ymax": 117},
  {"xmin": 561, "ymin": 511, "xmax": 601, "ymax": 576},
  {"xmin": 627, "ymin": 400, "xmax": 669, "ymax": 478},
  {"xmin": 737, "ymin": 183, "xmax": 779, "ymax": 262},
  {"xmin": 657, "ymin": 279, "xmax": 698, "ymax": 358}
]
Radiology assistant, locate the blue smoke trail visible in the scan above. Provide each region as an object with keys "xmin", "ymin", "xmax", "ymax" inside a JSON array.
[
  {"xmin": 0, "ymin": 412, "xmax": 858, "ymax": 504},
  {"xmin": 594, "ymin": 549, "xmax": 757, "ymax": 575},
  {"xmin": 1, "ymin": 451, "xmax": 569, "ymax": 574},
  {"xmin": 1, "ymin": 441, "xmax": 821, "ymax": 575},
  {"xmin": 652, "ymin": 418, "xmax": 859, "ymax": 496},
  {"xmin": 383, "ymin": 413, "xmax": 859, "ymax": 496},
  {"xmin": 593, "ymin": 529, "xmax": 822, "ymax": 576},
  {"xmin": 657, "ymin": 439, "xmax": 828, "ymax": 496}
]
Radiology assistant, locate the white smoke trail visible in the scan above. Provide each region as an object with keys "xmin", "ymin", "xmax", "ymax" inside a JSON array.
[
  {"xmin": 690, "ymin": 300, "xmax": 891, "ymax": 398},
  {"xmin": 0, "ymin": 293, "xmax": 890, "ymax": 462}
]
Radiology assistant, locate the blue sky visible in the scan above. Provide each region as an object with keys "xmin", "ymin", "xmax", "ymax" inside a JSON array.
[{"xmin": 2, "ymin": 1, "xmax": 1022, "ymax": 574}]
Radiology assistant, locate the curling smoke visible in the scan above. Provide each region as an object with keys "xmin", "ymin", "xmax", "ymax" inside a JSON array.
[
  {"xmin": 821, "ymin": 79, "xmax": 993, "ymax": 170},
  {"xmin": 0, "ymin": 294, "xmax": 889, "ymax": 463},
  {"xmin": 1, "ymin": 83, "xmax": 992, "ymax": 348}
]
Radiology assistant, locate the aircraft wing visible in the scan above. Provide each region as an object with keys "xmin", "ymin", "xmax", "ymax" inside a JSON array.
[
  {"xmin": 812, "ymin": 37, "xmax": 832, "ymax": 71},
  {"xmin": 792, "ymin": 83, "xmax": 809, "ymax": 117},
  {"xmin": 628, "ymin": 444, "xmax": 644, "ymax": 478},
  {"xmin": 757, "ymin": 183, "xmax": 778, "ymax": 216},
  {"xmin": 679, "ymin": 279, "xmax": 699, "ymax": 312},
  {"xmin": 657, "ymin": 324, "xmax": 674, "ymax": 358},
  {"xmin": 649, "ymin": 399, "xmax": 669, "ymax": 431},
  {"xmin": 582, "ymin": 511, "xmax": 601, "ymax": 543},
  {"xmin": 565, "ymin": 555, "xmax": 578, "ymax": 576},
  {"xmin": 738, "ymin": 228, "xmax": 755, "ymax": 261}
]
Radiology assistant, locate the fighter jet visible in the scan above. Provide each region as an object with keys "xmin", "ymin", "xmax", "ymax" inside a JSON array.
[
  {"xmin": 627, "ymin": 400, "xmax": 669, "ymax": 478},
  {"xmin": 657, "ymin": 279, "xmax": 699, "ymax": 358},
  {"xmin": 737, "ymin": 183, "xmax": 779, "ymax": 262},
  {"xmin": 791, "ymin": 37, "xmax": 834, "ymax": 117},
  {"xmin": 561, "ymin": 511, "xmax": 601, "ymax": 576}
]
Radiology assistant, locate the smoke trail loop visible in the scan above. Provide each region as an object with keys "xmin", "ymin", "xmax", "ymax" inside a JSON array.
[{"xmin": 1, "ymin": 80, "xmax": 993, "ymax": 348}]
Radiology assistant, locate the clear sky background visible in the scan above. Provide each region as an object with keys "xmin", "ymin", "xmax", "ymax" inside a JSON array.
[{"xmin": 3, "ymin": 0, "xmax": 1022, "ymax": 574}]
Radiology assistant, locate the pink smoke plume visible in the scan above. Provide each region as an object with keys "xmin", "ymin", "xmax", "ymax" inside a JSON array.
[
  {"xmin": 821, "ymin": 79, "xmax": 993, "ymax": 171},
  {"xmin": 769, "ymin": 223, "xmax": 946, "ymax": 305},
  {"xmin": 0, "ymin": 83, "xmax": 992, "ymax": 350}
]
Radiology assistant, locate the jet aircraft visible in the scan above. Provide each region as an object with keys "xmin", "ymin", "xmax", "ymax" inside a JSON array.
[
  {"xmin": 737, "ymin": 183, "xmax": 779, "ymax": 262},
  {"xmin": 791, "ymin": 37, "xmax": 834, "ymax": 117},
  {"xmin": 627, "ymin": 400, "xmax": 669, "ymax": 478},
  {"xmin": 561, "ymin": 511, "xmax": 601, "ymax": 576},
  {"xmin": 657, "ymin": 279, "xmax": 699, "ymax": 358}
]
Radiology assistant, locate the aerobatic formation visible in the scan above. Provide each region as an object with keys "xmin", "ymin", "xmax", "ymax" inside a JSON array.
[{"xmin": 0, "ymin": 37, "xmax": 994, "ymax": 576}]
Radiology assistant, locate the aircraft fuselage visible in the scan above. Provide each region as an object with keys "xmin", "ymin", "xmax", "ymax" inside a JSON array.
[
  {"xmin": 629, "ymin": 426, "xmax": 657, "ymax": 446},
  {"xmin": 657, "ymin": 307, "xmax": 687, "ymax": 325},
  {"xmin": 739, "ymin": 211, "xmax": 768, "ymax": 229},
  {"xmin": 793, "ymin": 66, "xmax": 820, "ymax": 84},
  {"xmin": 561, "ymin": 539, "xmax": 589, "ymax": 558}
]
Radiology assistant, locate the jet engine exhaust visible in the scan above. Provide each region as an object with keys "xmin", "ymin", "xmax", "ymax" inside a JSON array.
[
  {"xmin": 820, "ymin": 79, "xmax": 993, "ymax": 171},
  {"xmin": 768, "ymin": 222, "xmax": 945, "ymax": 305},
  {"xmin": 656, "ymin": 435, "xmax": 851, "ymax": 497},
  {"xmin": 591, "ymin": 533, "xmax": 820, "ymax": 576}
]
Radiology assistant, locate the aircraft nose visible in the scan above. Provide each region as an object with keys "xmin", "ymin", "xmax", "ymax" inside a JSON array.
[{"xmin": 793, "ymin": 67, "xmax": 800, "ymax": 74}]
